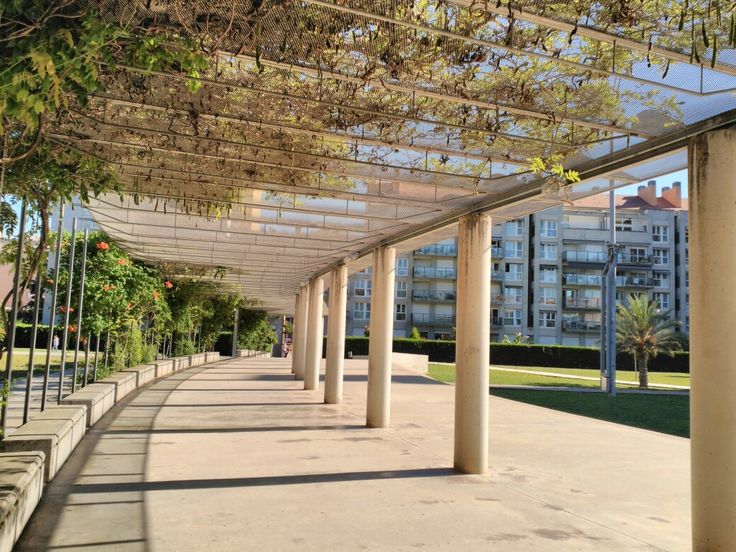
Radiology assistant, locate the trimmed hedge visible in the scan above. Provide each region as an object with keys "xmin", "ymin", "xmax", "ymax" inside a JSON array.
[{"xmin": 339, "ymin": 337, "xmax": 689, "ymax": 373}]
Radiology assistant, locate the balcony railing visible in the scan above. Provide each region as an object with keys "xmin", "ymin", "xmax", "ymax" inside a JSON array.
[
  {"xmin": 564, "ymin": 297, "xmax": 601, "ymax": 309},
  {"xmin": 617, "ymin": 254, "xmax": 653, "ymax": 265},
  {"xmin": 503, "ymin": 295, "xmax": 523, "ymax": 305},
  {"xmin": 492, "ymin": 246, "xmax": 504, "ymax": 258},
  {"xmin": 563, "ymin": 251, "xmax": 607, "ymax": 263},
  {"xmin": 562, "ymin": 319, "xmax": 602, "ymax": 331},
  {"xmin": 411, "ymin": 313, "xmax": 456, "ymax": 325},
  {"xmin": 412, "ymin": 290, "xmax": 456, "ymax": 302},
  {"xmin": 616, "ymin": 276, "xmax": 654, "ymax": 287},
  {"xmin": 491, "ymin": 317, "xmax": 502, "ymax": 326},
  {"xmin": 413, "ymin": 267, "xmax": 457, "ymax": 279},
  {"xmin": 563, "ymin": 273, "xmax": 602, "ymax": 286},
  {"xmin": 414, "ymin": 244, "xmax": 457, "ymax": 256}
]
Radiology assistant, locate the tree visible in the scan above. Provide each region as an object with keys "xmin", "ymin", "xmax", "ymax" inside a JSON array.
[
  {"xmin": 410, "ymin": 326, "xmax": 421, "ymax": 340},
  {"xmin": 616, "ymin": 294, "xmax": 682, "ymax": 389}
]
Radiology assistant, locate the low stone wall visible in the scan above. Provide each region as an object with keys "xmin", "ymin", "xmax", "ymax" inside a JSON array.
[
  {"xmin": 0, "ymin": 350, "xmax": 222, "ymax": 550},
  {"xmin": 0, "ymin": 452, "xmax": 44, "ymax": 552},
  {"xmin": 234, "ymin": 349, "xmax": 271, "ymax": 358}
]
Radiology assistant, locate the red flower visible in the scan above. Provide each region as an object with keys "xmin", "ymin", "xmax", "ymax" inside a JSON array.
[
  {"xmin": 153, "ymin": 290, "xmax": 159, "ymax": 300},
  {"xmin": 164, "ymin": 280, "xmax": 173, "ymax": 289},
  {"xmin": 96, "ymin": 242, "xmax": 110, "ymax": 251},
  {"xmin": 117, "ymin": 258, "xmax": 127, "ymax": 265},
  {"xmin": 68, "ymin": 325, "xmax": 76, "ymax": 334}
]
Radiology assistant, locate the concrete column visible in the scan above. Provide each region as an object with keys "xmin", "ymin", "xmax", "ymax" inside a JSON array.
[
  {"xmin": 454, "ymin": 213, "xmax": 491, "ymax": 474},
  {"xmin": 689, "ymin": 127, "xmax": 736, "ymax": 551},
  {"xmin": 304, "ymin": 278, "xmax": 324, "ymax": 391},
  {"xmin": 291, "ymin": 294, "xmax": 299, "ymax": 373},
  {"xmin": 366, "ymin": 246, "xmax": 396, "ymax": 428},
  {"xmin": 293, "ymin": 285, "xmax": 309, "ymax": 381},
  {"xmin": 325, "ymin": 265, "xmax": 348, "ymax": 404}
]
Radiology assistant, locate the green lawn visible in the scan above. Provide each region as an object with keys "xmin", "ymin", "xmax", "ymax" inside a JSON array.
[
  {"xmin": 428, "ymin": 363, "xmax": 690, "ymax": 437},
  {"xmin": 491, "ymin": 389, "xmax": 689, "ymax": 437},
  {"xmin": 2, "ymin": 348, "xmax": 101, "ymax": 379},
  {"xmin": 428, "ymin": 363, "xmax": 689, "ymax": 389}
]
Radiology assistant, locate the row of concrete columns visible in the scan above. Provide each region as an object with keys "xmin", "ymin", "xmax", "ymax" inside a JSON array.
[
  {"xmin": 286, "ymin": 128, "xmax": 734, "ymax": 547},
  {"xmin": 289, "ymin": 213, "xmax": 491, "ymax": 475}
]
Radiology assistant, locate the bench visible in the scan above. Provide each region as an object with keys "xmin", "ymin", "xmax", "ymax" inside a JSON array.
[
  {"xmin": 99, "ymin": 371, "xmax": 137, "ymax": 402},
  {"xmin": 0, "ymin": 405, "xmax": 86, "ymax": 482},
  {"xmin": 62, "ymin": 383, "xmax": 116, "ymax": 427},
  {"xmin": 0, "ymin": 452, "xmax": 45, "ymax": 552}
]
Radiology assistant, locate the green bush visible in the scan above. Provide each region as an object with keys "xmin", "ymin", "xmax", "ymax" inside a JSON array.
[
  {"xmin": 141, "ymin": 343, "xmax": 158, "ymax": 363},
  {"xmin": 336, "ymin": 337, "xmax": 689, "ymax": 373}
]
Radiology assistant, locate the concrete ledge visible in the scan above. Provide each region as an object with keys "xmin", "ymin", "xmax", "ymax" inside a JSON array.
[
  {"xmin": 392, "ymin": 352, "xmax": 429, "ymax": 375},
  {"xmin": 99, "ymin": 371, "xmax": 137, "ymax": 402},
  {"xmin": 205, "ymin": 352, "xmax": 220, "ymax": 363},
  {"xmin": 0, "ymin": 452, "xmax": 44, "ymax": 552},
  {"xmin": 0, "ymin": 406, "xmax": 86, "ymax": 482},
  {"xmin": 235, "ymin": 349, "xmax": 271, "ymax": 358},
  {"xmin": 62, "ymin": 383, "xmax": 116, "ymax": 427},
  {"xmin": 122, "ymin": 364, "xmax": 156, "ymax": 387},
  {"xmin": 154, "ymin": 359, "xmax": 175, "ymax": 377}
]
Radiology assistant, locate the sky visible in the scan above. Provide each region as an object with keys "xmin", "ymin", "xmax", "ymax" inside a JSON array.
[{"xmin": 616, "ymin": 169, "xmax": 688, "ymax": 197}]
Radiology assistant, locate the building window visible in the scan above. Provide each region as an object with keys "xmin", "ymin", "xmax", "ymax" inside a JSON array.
[
  {"xmin": 540, "ymin": 219, "xmax": 558, "ymax": 238},
  {"xmin": 397, "ymin": 258, "xmax": 409, "ymax": 277},
  {"xmin": 354, "ymin": 279, "xmax": 371, "ymax": 297},
  {"xmin": 653, "ymin": 271, "xmax": 670, "ymax": 288},
  {"xmin": 504, "ymin": 286, "xmax": 523, "ymax": 304},
  {"xmin": 506, "ymin": 220, "xmax": 523, "ymax": 236},
  {"xmin": 540, "ymin": 287, "xmax": 557, "ymax": 305},
  {"xmin": 395, "ymin": 303, "xmax": 406, "ymax": 321},
  {"xmin": 616, "ymin": 218, "xmax": 633, "ymax": 232},
  {"xmin": 504, "ymin": 240, "xmax": 523, "ymax": 259},
  {"xmin": 629, "ymin": 247, "xmax": 647, "ymax": 263},
  {"xmin": 653, "ymin": 292, "xmax": 670, "ymax": 310},
  {"xmin": 503, "ymin": 309, "xmax": 522, "ymax": 326},
  {"xmin": 540, "ymin": 266, "xmax": 558, "ymax": 283},
  {"xmin": 396, "ymin": 281, "xmax": 407, "ymax": 299},
  {"xmin": 505, "ymin": 262, "xmax": 523, "ymax": 280},
  {"xmin": 540, "ymin": 311, "xmax": 556, "ymax": 328},
  {"xmin": 653, "ymin": 248, "xmax": 669, "ymax": 265},
  {"xmin": 353, "ymin": 302, "xmax": 371, "ymax": 320},
  {"xmin": 652, "ymin": 225, "xmax": 669, "ymax": 242},
  {"xmin": 540, "ymin": 243, "xmax": 557, "ymax": 261}
]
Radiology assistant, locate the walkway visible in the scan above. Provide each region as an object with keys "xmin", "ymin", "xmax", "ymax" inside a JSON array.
[{"xmin": 16, "ymin": 357, "xmax": 689, "ymax": 551}]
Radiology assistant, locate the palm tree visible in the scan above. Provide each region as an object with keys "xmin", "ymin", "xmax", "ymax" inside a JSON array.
[{"xmin": 616, "ymin": 294, "xmax": 682, "ymax": 389}]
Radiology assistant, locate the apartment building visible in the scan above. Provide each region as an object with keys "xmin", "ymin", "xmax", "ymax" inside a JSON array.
[{"xmin": 346, "ymin": 180, "xmax": 689, "ymax": 346}]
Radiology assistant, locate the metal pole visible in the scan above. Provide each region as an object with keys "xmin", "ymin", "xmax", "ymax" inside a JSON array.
[
  {"xmin": 607, "ymin": 188, "xmax": 618, "ymax": 396},
  {"xmin": 82, "ymin": 333, "xmax": 91, "ymax": 387},
  {"xmin": 161, "ymin": 334, "xmax": 167, "ymax": 360},
  {"xmin": 1, "ymin": 200, "xmax": 28, "ymax": 435},
  {"xmin": 600, "ymin": 271, "xmax": 608, "ymax": 392},
  {"xmin": 22, "ymin": 269, "xmax": 43, "ymax": 424},
  {"xmin": 103, "ymin": 327, "xmax": 110, "ymax": 371},
  {"xmin": 231, "ymin": 307, "xmax": 239, "ymax": 357},
  {"xmin": 41, "ymin": 203, "xmax": 64, "ymax": 411},
  {"xmin": 71, "ymin": 229, "xmax": 88, "ymax": 392},
  {"xmin": 93, "ymin": 332, "xmax": 100, "ymax": 381},
  {"xmin": 57, "ymin": 217, "xmax": 77, "ymax": 403}
]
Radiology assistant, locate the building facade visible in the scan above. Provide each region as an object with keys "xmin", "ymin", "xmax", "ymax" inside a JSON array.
[{"xmin": 346, "ymin": 180, "xmax": 689, "ymax": 346}]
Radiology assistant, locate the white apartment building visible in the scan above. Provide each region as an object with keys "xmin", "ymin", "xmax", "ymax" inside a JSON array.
[{"xmin": 346, "ymin": 180, "xmax": 689, "ymax": 346}]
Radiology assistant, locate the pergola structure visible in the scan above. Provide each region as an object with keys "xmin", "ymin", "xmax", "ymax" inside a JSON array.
[{"xmin": 47, "ymin": 1, "xmax": 736, "ymax": 549}]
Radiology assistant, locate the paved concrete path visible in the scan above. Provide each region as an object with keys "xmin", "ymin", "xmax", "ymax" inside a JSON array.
[{"xmin": 16, "ymin": 357, "xmax": 689, "ymax": 551}]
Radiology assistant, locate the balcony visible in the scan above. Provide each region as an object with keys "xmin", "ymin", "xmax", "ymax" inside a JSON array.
[
  {"xmin": 411, "ymin": 313, "xmax": 456, "ymax": 326},
  {"xmin": 564, "ymin": 297, "xmax": 602, "ymax": 310},
  {"xmin": 412, "ymin": 290, "xmax": 456, "ymax": 302},
  {"xmin": 616, "ymin": 276, "xmax": 654, "ymax": 288},
  {"xmin": 562, "ymin": 251, "xmax": 607, "ymax": 265},
  {"xmin": 562, "ymin": 319, "xmax": 602, "ymax": 332},
  {"xmin": 413, "ymin": 267, "xmax": 456, "ymax": 279},
  {"xmin": 492, "ymin": 316, "xmax": 502, "ymax": 326},
  {"xmin": 414, "ymin": 244, "xmax": 457, "ymax": 257},
  {"xmin": 492, "ymin": 246, "xmax": 504, "ymax": 258},
  {"xmin": 563, "ymin": 273, "xmax": 602, "ymax": 286},
  {"xmin": 616, "ymin": 254, "xmax": 653, "ymax": 266}
]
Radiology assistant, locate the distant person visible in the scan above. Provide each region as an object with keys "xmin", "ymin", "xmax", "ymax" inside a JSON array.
[{"xmin": 52, "ymin": 334, "xmax": 59, "ymax": 351}]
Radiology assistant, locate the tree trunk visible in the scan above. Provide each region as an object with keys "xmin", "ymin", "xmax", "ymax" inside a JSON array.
[{"xmin": 638, "ymin": 356, "xmax": 649, "ymax": 389}]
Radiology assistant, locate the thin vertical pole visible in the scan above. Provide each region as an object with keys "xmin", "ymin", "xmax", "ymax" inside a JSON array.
[
  {"xmin": 103, "ymin": 327, "xmax": 110, "ymax": 371},
  {"xmin": 41, "ymin": 203, "xmax": 64, "ymax": 411},
  {"xmin": 607, "ymin": 188, "xmax": 617, "ymax": 396},
  {"xmin": 93, "ymin": 332, "xmax": 100, "ymax": 381},
  {"xmin": 232, "ymin": 307, "xmax": 239, "ymax": 357},
  {"xmin": 22, "ymin": 268, "xmax": 43, "ymax": 424},
  {"xmin": 57, "ymin": 217, "xmax": 77, "ymax": 403},
  {"xmin": 71, "ymin": 228, "xmax": 88, "ymax": 393},
  {"xmin": 161, "ymin": 334, "xmax": 167, "ymax": 360},
  {"xmin": 82, "ymin": 333, "xmax": 91, "ymax": 386},
  {"xmin": 1, "ymin": 200, "xmax": 28, "ymax": 435}
]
